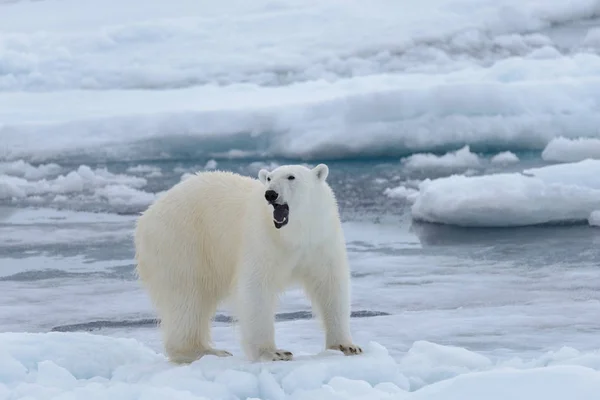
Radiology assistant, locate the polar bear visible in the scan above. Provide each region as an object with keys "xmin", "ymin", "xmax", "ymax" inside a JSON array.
[{"xmin": 134, "ymin": 163, "xmax": 362, "ymax": 363}]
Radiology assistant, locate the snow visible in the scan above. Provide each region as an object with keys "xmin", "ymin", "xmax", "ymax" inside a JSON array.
[
  {"xmin": 401, "ymin": 146, "xmax": 481, "ymax": 172},
  {"xmin": 589, "ymin": 211, "xmax": 600, "ymax": 227},
  {"xmin": 1, "ymin": 333, "xmax": 600, "ymax": 400},
  {"xmin": 1, "ymin": 0, "xmax": 600, "ymax": 163},
  {"xmin": 541, "ymin": 136, "xmax": 600, "ymax": 162},
  {"xmin": 411, "ymin": 159, "xmax": 600, "ymax": 227},
  {"xmin": 0, "ymin": 0, "xmax": 598, "ymax": 92},
  {"xmin": 490, "ymin": 151, "xmax": 520, "ymax": 165}
]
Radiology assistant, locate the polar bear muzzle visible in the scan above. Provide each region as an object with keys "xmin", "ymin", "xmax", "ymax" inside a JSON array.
[{"xmin": 272, "ymin": 203, "xmax": 289, "ymax": 229}]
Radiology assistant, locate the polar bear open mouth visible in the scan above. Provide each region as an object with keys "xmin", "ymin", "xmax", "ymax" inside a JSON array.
[{"xmin": 272, "ymin": 203, "xmax": 289, "ymax": 229}]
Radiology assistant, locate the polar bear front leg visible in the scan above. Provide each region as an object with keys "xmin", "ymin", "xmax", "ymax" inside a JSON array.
[
  {"xmin": 238, "ymin": 262, "xmax": 293, "ymax": 362},
  {"xmin": 301, "ymin": 253, "xmax": 363, "ymax": 356}
]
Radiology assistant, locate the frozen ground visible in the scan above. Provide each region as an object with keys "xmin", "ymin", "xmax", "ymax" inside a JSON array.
[
  {"xmin": 2, "ymin": 0, "xmax": 600, "ymax": 398},
  {"xmin": 3, "ymin": 333, "xmax": 600, "ymax": 400}
]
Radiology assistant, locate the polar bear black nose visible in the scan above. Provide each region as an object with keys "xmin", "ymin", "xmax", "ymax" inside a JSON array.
[{"xmin": 265, "ymin": 190, "xmax": 279, "ymax": 203}]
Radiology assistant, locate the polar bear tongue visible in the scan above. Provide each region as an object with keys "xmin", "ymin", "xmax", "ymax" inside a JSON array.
[{"xmin": 272, "ymin": 203, "xmax": 289, "ymax": 229}]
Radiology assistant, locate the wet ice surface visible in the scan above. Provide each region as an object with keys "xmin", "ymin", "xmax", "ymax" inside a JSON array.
[{"xmin": 2, "ymin": 201, "xmax": 599, "ymax": 363}]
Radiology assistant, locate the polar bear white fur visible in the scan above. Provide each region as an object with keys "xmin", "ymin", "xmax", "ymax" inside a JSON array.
[{"xmin": 134, "ymin": 163, "xmax": 362, "ymax": 363}]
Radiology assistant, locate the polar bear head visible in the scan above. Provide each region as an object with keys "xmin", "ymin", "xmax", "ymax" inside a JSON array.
[{"xmin": 258, "ymin": 164, "xmax": 330, "ymax": 229}]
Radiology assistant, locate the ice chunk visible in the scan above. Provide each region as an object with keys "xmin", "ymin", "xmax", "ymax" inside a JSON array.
[
  {"xmin": 0, "ymin": 161, "xmax": 62, "ymax": 180},
  {"xmin": 94, "ymin": 184, "xmax": 156, "ymax": 209},
  {"xmin": 411, "ymin": 159, "xmax": 600, "ymax": 227},
  {"xmin": 582, "ymin": 28, "xmax": 600, "ymax": 49},
  {"xmin": 398, "ymin": 341, "xmax": 493, "ymax": 390},
  {"xmin": 542, "ymin": 137, "xmax": 600, "ymax": 162},
  {"xmin": 126, "ymin": 165, "xmax": 163, "ymax": 176},
  {"xmin": 411, "ymin": 365, "xmax": 600, "ymax": 400},
  {"xmin": 401, "ymin": 146, "xmax": 481, "ymax": 172},
  {"xmin": 384, "ymin": 186, "xmax": 419, "ymax": 203},
  {"xmin": 589, "ymin": 211, "xmax": 600, "ymax": 227},
  {"xmin": 205, "ymin": 160, "xmax": 218, "ymax": 170},
  {"xmin": 490, "ymin": 151, "xmax": 519, "ymax": 165},
  {"xmin": 0, "ymin": 163, "xmax": 155, "ymax": 213}
]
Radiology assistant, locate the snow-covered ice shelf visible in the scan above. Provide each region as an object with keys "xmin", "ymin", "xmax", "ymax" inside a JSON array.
[
  {"xmin": 1, "ymin": 0, "xmax": 598, "ymax": 92},
  {"xmin": 2, "ymin": 0, "xmax": 600, "ymax": 163}
]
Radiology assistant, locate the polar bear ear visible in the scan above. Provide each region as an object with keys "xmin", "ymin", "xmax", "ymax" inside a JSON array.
[
  {"xmin": 312, "ymin": 164, "xmax": 329, "ymax": 182},
  {"xmin": 258, "ymin": 169, "xmax": 269, "ymax": 184}
]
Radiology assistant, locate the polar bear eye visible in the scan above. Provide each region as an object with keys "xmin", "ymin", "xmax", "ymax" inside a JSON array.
[
  {"xmin": 287, "ymin": 175, "xmax": 295, "ymax": 181},
  {"xmin": 267, "ymin": 177, "xmax": 271, "ymax": 182}
]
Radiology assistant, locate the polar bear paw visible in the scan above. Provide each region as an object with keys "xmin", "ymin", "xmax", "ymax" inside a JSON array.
[
  {"xmin": 203, "ymin": 348, "xmax": 233, "ymax": 358},
  {"xmin": 260, "ymin": 349, "xmax": 294, "ymax": 361},
  {"xmin": 329, "ymin": 343, "xmax": 363, "ymax": 356}
]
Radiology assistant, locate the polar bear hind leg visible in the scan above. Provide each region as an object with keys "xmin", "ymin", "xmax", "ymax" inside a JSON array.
[
  {"xmin": 161, "ymin": 293, "xmax": 232, "ymax": 363},
  {"xmin": 137, "ymin": 259, "xmax": 233, "ymax": 364}
]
